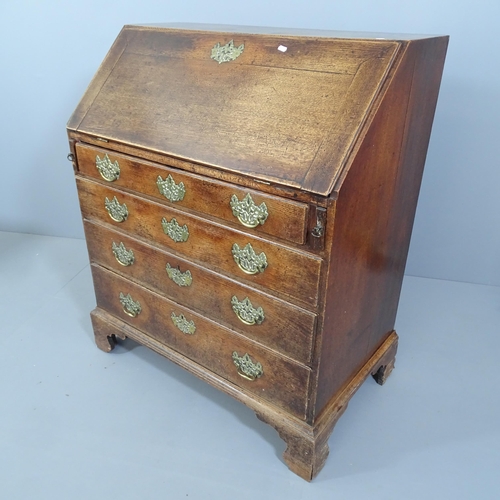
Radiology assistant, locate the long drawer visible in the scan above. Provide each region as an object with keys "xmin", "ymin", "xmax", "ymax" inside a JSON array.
[
  {"xmin": 75, "ymin": 143, "xmax": 309, "ymax": 245},
  {"xmin": 84, "ymin": 220, "xmax": 316, "ymax": 365},
  {"xmin": 77, "ymin": 177, "xmax": 322, "ymax": 307},
  {"xmin": 91, "ymin": 264, "xmax": 310, "ymax": 420}
]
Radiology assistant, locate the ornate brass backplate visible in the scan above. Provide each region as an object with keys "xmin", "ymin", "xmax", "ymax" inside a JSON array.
[
  {"xmin": 161, "ymin": 217, "xmax": 189, "ymax": 242},
  {"xmin": 119, "ymin": 292, "xmax": 141, "ymax": 317},
  {"xmin": 96, "ymin": 154, "xmax": 120, "ymax": 182},
  {"xmin": 112, "ymin": 241, "xmax": 135, "ymax": 266},
  {"xmin": 156, "ymin": 175, "xmax": 186, "ymax": 202},
  {"xmin": 232, "ymin": 352, "xmax": 263, "ymax": 381},
  {"xmin": 166, "ymin": 262, "xmax": 193, "ymax": 287},
  {"xmin": 232, "ymin": 243, "xmax": 268, "ymax": 274},
  {"xmin": 105, "ymin": 196, "xmax": 128, "ymax": 222},
  {"xmin": 231, "ymin": 296, "xmax": 265, "ymax": 325},
  {"xmin": 211, "ymin": 39, "xmax": 244, "ymax": 64},
  {"xmin": 171, "ymin": 312, "xmax": 196, "ymax": 334},
  {"xmin": 230, "ymin": 193, "xmax": 268, "ymax": 228}
]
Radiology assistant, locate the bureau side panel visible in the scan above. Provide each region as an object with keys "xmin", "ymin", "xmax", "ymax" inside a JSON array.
[{"xmin": 314, "ymin": 36, "xmax": 449, "ymax": 415}]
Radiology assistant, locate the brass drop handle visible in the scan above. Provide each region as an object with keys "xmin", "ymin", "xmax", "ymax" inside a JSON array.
[
  {"xmin": 232, "ymin": 352, "xmax": 263, "ymax": 381},
  {"xmin": 232, "ymin": 243, "xmax": 268, "ymax": 275},
  {"xmin": 112, "ymin": 241, "xmax": 135, "ymax": 266},
  {"xmin": 211, "ymin": 39, "xmax": 244, "ymax": 64},
  {"xmin": 166, "ymin": 263, "xmax": 192, "ymax": 287},
  {"xmin": 119, "ymin": 292, "xmax": 141, "ymax": 317},
  {"xmin": 157, "ymin": 174, "xmax": 186, "ymax": 202},
  {"xmin": 161, "ymin": 217, "xmax": 189, "ymax": 242},
  {"xmin": 105, "ymin": 196, "xmax": 128, "ymax": 222},
  {"xmin": 96, "ymin": 154, "xmax": 120, "ymax": 182},
  {"xmin": 171, "ymin": 312, "xmax": 196, "ymax": 335},
  {"xmin": 230, "ymin": 193, "xmax": 268, "ymax": 228},
  {"xmin": 231, "ymin": 296, "xmax": 265, "ymax": 325}
]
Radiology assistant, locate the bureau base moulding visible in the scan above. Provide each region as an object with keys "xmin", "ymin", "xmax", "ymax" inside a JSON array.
[{"xmin": 91, "ymin": 307, "xmax": 398, "ymax": 481}]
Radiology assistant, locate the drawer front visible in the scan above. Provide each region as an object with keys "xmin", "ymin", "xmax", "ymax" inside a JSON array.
[
  {"xmin": 76, "ymin": 143, "xmax": 309, "ymax": 245},
  {"xmin": 84, "ymin": 220, "xmax": 316, "ymax": 365},
  {"xmin": 91, "ymin": 264, "xmax": 310, "ymax": 420},
  {"xmin": 77, "ymin": 177, "xmax": 322, "ymax": 307}
]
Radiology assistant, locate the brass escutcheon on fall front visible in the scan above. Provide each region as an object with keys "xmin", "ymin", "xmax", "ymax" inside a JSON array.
[
  {"xmin": 171, "ymin": 311, "xmax": 196, "ymax": 334},
  {"xmin": 161, "ymin": 217, "xmax": 189, "ymax": 242},
  {"xmin": 105, "ymin": 196, "xmax": 128, "ymax": 222},
  {"xmin": 232, "ymin": 243, "xmax": 268, "ymax": 274},
  {"xmin": 165, "ymin": 263, "xmax": 193, "ymax": 287},
  {"xmin": 231, "ymin": 296, "xmax": 265, "ymax": 325},
  {"xmin": 112, "ymin": 241, "xmax": 135, "ymax": 266},
  {"xmin": 156, "ymin": 174, "xmax": 186, "ymax": 202},
  {"xmin": 95, "ymin": 154, "xmax": 120, "ymax": 182},
  {"xmin": 232, "ymin": 352, "xmax": 263, "ymax": 381},
  {"xmin": 210, "ymin": 39, "xmax": 244, "ymax": 64},
  {"xmin": 119, "ymin": 292, "xmax": 141, "ymax": 317},
  {"xmin": 230, "ymin": 193, "xmax": 268, "ymax": 228}
]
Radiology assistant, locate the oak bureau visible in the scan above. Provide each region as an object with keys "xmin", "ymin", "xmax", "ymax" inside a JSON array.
[{"xmin": 67, "ymin": 23, "xmax": 448, "ymax": 480}]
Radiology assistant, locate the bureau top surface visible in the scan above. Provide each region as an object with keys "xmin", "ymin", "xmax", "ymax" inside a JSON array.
[
  {"xmin": 68, "ymin": 24, "xmax": 415, "ymax": 195},
  {"xmin": 137, "ymin": 23, "xmax": 443, "ymax": 40}
]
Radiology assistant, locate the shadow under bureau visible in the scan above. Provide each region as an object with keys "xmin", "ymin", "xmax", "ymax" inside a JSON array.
[{"xmin": 67, "ymin": 23, "xmax": 448, "ymax": 480}]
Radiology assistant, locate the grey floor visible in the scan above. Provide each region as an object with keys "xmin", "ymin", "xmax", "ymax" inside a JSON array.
[{"xmin": 1, "ymin": 230, "xmax": 498, "ymax": 499}]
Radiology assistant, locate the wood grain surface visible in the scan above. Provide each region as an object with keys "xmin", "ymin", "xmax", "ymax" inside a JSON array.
[
  {"xmin": 84, "ymin": 220, "xmax": 316, "ymax": 365},
  {"xmin": 68, "ymin": 26, "xmax": 401, "ymax": 195},
  {"xmin": 313, "ymin": 36, "xmax": 449, "ymax": 415},
  {"xmin": 77, "ymin": 176, "xmax": 323, "ymax": 307},
  {"xmin": 91, "ymin": 264, "xmax": 311, "ymax": 419},
  {"xmin": 76, "ymin": 142, "xmax": 309, "ymax": 244}
]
